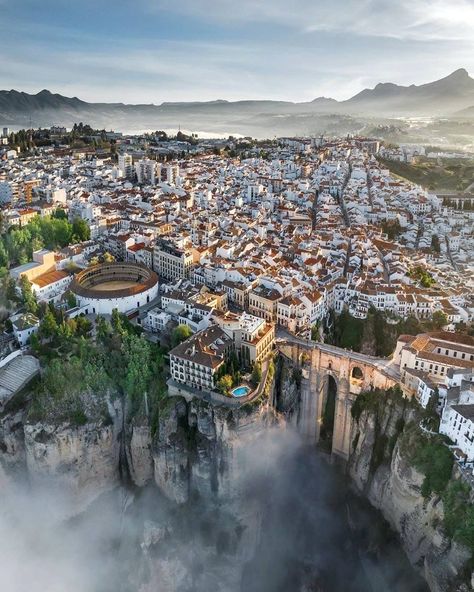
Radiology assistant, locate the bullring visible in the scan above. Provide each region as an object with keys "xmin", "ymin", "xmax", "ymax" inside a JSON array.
[{"xmin": 70, "ymin": 262, "xmax": 158, "ymax": 315}]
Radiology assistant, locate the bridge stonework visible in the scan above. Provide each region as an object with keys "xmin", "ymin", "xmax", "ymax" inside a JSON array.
[{"xmin": 277, "ymin": 341, "xmax": 398, "ymax": 460}]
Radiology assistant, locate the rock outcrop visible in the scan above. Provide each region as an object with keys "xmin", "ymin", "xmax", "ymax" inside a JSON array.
[
  {"xmin": 126, "ymin": 422, "xmax": 154, "ymax": 487},
  {"xmin": 23, "ymin": 399, "xmax": 123, "ymax": 515},
  {"xmin": 0, "ymin": 408, "xmax": 27, "ymax": 486},
  {"xmin": 152, "ymin": 396, "xmax": 272, "ymax": 504},
  {"xmin": 349, "ymin": 400, "xmax": 471, "ymax": 592}
]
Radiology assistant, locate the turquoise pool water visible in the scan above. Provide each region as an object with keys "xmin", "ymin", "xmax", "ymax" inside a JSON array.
[{"xmin": 232, "ymin": 386, "xmax": 250, "ymax": 397}]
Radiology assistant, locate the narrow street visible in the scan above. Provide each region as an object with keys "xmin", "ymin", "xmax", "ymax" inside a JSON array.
[{"xmin": 445, "ymin": 235, "xmax": 458, "ymax": 271}]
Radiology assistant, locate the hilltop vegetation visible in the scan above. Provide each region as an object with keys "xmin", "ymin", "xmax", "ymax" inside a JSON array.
[
  {"xmin": 378, "ymin": 156, "xmax": 474, "ymax": 192},
  {"xmin": 29, "ymin": 309, "xmax": 167, "ymax": 428},
  {"xmin": 0, "ymin": 211, "xmax": 90, "ymax": 272},
  {"xmin": 324, "ymin": 307, "xmax": 447, "ymax": 357}
]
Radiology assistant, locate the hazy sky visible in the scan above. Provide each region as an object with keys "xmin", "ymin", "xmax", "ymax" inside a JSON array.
[{"xmin": 2, "ymin": 0, "xmax": 473, "ymax": 103}]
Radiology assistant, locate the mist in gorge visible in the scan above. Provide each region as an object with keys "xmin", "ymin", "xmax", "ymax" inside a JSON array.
[{"xmin": 0, "ymin": 428, "xmax": 427, "ymax": 592}]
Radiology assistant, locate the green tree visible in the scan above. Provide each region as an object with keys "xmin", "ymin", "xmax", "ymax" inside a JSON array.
[
  {"xmin": 65, "ymin": 291, "xmax": 77, "ymax": 308},
  {"xmin": 424, "ymin": 388, "xmax": 440, "ymax": 431},
  {"xmin": 4, "ymin": 275, "xmax": 18, "ymax": 304},
  {"xmin": 217, "ymin": 374, "xmax": 233, "ymax": 395},
  {"xmin": 75, "ymin": 316, "xmax": 92, "ymax": 336},
  {"xmin": 123, "ymin": 334, "xmax": 152, "ymax": 410},
  {"xmin": 29, "ymin": 332, "xmax": 40, "ymax": 353},
  {"xmin": 57, "ymin": 320, "xmax": 76, "ymax": 347},
  {"xmin": 96, "ymin": 315, "xmax": 112, "ymax": 343},
  {"xmin": 19, "ymin": 276, "xmax": 38, "ymax": 314},
  {"xmin": 311, "ymin": 322, "xmax": 320, "ymax": 342},
  {"xmin": 111, "ymin": 309, "xmax": 126, "ymax": 336},
  {"xmin": 0, "ymin": 240, "xmax": 8, "ymax": 268},
  {"xmin": 408, "ymin": 265, "xmax": 435, "ymax": 288},
  {"xmin": 53, "ymin": 208, "xmax": 67, "ymax": 220},
  {"xmin": 251, "ymin": 361, "xmax": 262, "ymax": 386},
  {"xmin": 171, "ymin": 324, "xmax": 193, "ymax": 347},
  {"xmin": 71, "ymin": 218, "xmax": 91, "ymax": 242},
  {"xmin": 381, "ymin": 219, "xmax": 402, "ymax": 240},
  {"xmin": 431, "ymin": 234, "xmax": 441, "ymax": 254},
  {"xmin": 431, "ymin": 311, "xmax": 448, "ymax": 330},
  {"xmin": 39, "ymin": 309, "xmax": 58, "ymax": 339}
]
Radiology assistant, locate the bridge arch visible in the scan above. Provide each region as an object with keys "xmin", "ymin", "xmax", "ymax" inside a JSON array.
[
  {"xmin": 351, "ymin": 366, "xmax": 364, "ymax": 380},
  {"xmin": 276, "ymin": 339, "xmax": 399, "ymax": 459},
  {"xmin": 319, "ymin": 373, "xmax": 338, "ymax": 450}
]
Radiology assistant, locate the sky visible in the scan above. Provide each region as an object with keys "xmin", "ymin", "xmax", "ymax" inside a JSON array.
[{"xmin": 1, "ymin": 0, "xmax": 474, "ymax": 104}]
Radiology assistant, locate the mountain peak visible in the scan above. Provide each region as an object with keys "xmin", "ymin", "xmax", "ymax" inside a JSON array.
[{"xmin": 447, "ymin": 68, "xmax": 469, "ymax": 79}]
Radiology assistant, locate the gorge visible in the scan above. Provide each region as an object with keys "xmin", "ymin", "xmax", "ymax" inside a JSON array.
[{"xmin": 0, "ymin": 349, "xmax": 471, "ymax": 592}]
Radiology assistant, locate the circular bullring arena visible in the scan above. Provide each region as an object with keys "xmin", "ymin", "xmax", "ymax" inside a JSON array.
[{"xmin": 70, "ymin": 262, "xmax": 159, "ymax": 315}]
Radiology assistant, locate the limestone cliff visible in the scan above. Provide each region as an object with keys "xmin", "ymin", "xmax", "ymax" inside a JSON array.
[
  {"xmin": 126, "ymin": 420, "xmax": 154, "ymax": 487},
  {"xmin": 23, "ymin": 397, "xmax": 123, "ymax": 516},
  {"xmin": 0, "ymin": 407, "xmax": 27, "ymax": 486},
  {"xmin": 349, "ymin": 395, "xmax": 472, "ymax": 592},
  {"xmin": 150, "ymin": 396, "xmax": 274, "ymax": 504},
  {"xmin": 0, "ymin": 375, "xmax": 279, "ymax": 512}
]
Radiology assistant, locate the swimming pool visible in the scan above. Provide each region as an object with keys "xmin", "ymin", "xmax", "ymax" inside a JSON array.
[{"xmin": 232, "ymin": 386, "xmax": 250, "ymax": 397}]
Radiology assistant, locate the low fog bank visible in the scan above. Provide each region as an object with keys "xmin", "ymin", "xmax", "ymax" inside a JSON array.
[
  {"xmin": 241, "ymin": 433, "xmax": 429, "ymax": 592},
  {"xmin": 0, "ymin": 428, "xmax": 427, "ymax": 592}
]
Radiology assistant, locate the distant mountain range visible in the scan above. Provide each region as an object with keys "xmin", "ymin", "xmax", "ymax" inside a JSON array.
[{"xmin": 1, "ymin": 69, "xmax": 473, "ymax": 137}]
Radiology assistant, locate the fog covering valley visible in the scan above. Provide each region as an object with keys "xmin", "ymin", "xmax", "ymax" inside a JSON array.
[
  {"xmin": 0, "ymin": 429, "xmax": 427, "ymax": 592},
  {"xmin": 1, "ymin": 69, "xmax": 474, "ymax": 148}
]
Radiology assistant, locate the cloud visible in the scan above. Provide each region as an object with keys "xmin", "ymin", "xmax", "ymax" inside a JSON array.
[
  {"xmin": 0, "ymin": 427, "xmax": 427, "ymax": 592},
  {"xmin": 146, "ymin": 0, "xmax": 474, "ymax": 43},
  {"xmin": 0, "ymin": 0, "xmax": 472, "ymax": 103}
]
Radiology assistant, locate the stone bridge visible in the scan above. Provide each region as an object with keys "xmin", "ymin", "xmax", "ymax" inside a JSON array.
[{"xmin": 277, "ymin": 337, "xmax": 400, "ymax": 460}]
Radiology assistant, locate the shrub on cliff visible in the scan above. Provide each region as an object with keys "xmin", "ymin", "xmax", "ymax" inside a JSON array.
[
  {"xmin": 400, "ymin": 424, "xmax": 453, "ymax": 497},
  {"xmin": 443, "ymin": 481, "xmax": 474, "ymax": 553},
  {"xmin": 351, "ymin": 385, "xmax": 404, "ymax": 423},
  {"xmin": 351, "ymin": 386, "xmax": 407, "ymax": 473}
]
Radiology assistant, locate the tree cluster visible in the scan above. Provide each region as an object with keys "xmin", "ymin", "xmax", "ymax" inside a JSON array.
[
  {"xmin": 325, "ymin": 307, "xmax": 448, "ymax": 357},
  {"xmin": 31, "ymin": 309, "xmax": 167, "ymax": 427},
  {"xmin": 0, "ymin": 213, "xmax": 90, "ymax": 272},
  {"xmin": 380, "ymin": 219, "xmax": 402, "ymax": 241},
  {"xmin": 408, "ymin": 265, "xmax": 435, "ymax": 288}
]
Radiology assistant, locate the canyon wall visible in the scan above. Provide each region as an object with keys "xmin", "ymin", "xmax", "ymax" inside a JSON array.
[
  {"xmin": 1, "ymin": 354, "xmax": 471, "ymax": 592},
  {"xmin": 349, "ymin": 396, "xmax": 472, "ymax": 592}
]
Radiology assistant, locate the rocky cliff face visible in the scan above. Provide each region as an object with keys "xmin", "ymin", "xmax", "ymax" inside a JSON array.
[
  {"xmin": 126, "ymin": 422, "xmax": 154, "ymax": 487},
  {"xmin": 126, "ymin": 393, "xmax": 281, "ymax": 592},
  {"xmin": 0, "ymin": 408, "xmax": 27, "ymax": 487},
  {"xmin": 349, "ymin": 400, "xmax": 471, "ymax": 592},
  {"xmin": 0, "ymin": 380, "xmax": 278, "ymax": 512},
  {"xmin": 23, "ymin": 398, "xmax": 123, "ymax": 516},
  {"xmin": 149, "ymin": 396, "xmax": 273, "ymax": 504}
]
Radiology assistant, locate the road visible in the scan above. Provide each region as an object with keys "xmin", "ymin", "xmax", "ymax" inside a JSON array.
[
  {"xmin": 445, "ymin": 235, "xmax": 458, "ymax": 271},
  {"xmin": 414, "ymin": 219, "xmax": 424, "ymax": 250},
  {"xmin": 338, "ymin": 169, "xmax": 351, "ymax": 228}
]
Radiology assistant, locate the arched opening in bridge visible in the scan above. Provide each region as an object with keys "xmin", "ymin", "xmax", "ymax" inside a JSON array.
[
  {"xmin": 351, "ymin": 366, "xmax": 363, "ymax": 381},
  {"xmin": 319, "ymin": 375, "xmax": 337, "ymax": 451}
]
